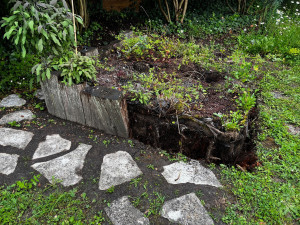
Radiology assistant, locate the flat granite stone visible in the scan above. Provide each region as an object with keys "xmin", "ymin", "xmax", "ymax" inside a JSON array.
[
  {"xmin": 0, "ymin": 110, "xmax": 34, "ymax": 125},
  {"xmin": 0, "ymin": 94, "xmax": 26, "ymax": 107},
  {"xmin": 31, "ymin": 143, "xmax": 92, "ymax": 186},
  {"xmin": 161, "ymin": 160, "xmax": 222, "ymax": 187},
  {"xmin": 99, "ymin": 151, "xmax": 143, "ymax": 190},
  {"xmin": 0, "ymin": 153, "xmax": 19, "ymax": 175},
  {"xmin": 32, "ymin": 134, "xmax": 71, "ymax": 159},
  {"xmin": 287, "ymin": 124, "xmax": 300, "ymax": 135},
  {"xmin": 0, "ymin": 128, "xmax": 34, "ymax": 150},
  {"xmin": 105, "ymin": 196, "xmax": 149, "ymax": 225},
  {"xmin": 160, "ymin": 193, "xmax": 214, "ymax": 225}
]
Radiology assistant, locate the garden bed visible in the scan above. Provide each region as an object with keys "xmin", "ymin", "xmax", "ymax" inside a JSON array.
[{"xmin": 44, "ymin": 33, "xmax": 259, "ymax": 169}]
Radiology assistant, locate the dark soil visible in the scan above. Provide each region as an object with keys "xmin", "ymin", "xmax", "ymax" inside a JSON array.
[
  {"xmin": 0, "ymin": 100, "xmax": 227, "ymax": 224},
  {"xmin": 90, "ymin": 40, "xmax": 258, "ymax": 169}
]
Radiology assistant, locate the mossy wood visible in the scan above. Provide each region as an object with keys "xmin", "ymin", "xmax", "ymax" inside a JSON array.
[{"xmin": 41, "ymin": 72, "xmax": 129, "ymax": 138}]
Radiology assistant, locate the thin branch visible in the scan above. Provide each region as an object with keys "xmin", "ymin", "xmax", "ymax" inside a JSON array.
[{"xmin": 180, "ymin": 0, "xmax": 188, "ymax": 23}]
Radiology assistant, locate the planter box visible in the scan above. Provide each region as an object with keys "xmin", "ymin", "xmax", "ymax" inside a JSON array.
[{"xmin": 41, "ymin": 72, "xmax": 129, "ymax": 138}]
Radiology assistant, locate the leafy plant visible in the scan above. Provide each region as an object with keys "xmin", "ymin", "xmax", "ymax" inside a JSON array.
[
  {"xmin": 1, "ymin": 0, "xmax": 81, "ymax": 58},
  {"xmin": 106, "ymin": 186, "xmax": 115, "ymax": 193},
  {"xmin": 58, "ymin": 54, "xmax": 97, "ymax": 86},
  {"xmin": 0, "ymin": 53, "xmax": 39, "ymax": 93}
]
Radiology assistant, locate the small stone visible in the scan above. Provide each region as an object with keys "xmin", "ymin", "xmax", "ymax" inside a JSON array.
[
  {"xmin": 105, "ymin": 196, "xmax": 150, "ymax": 225},
  {"xmin": 0, "ymin": 94, "xmax": 26, "ymax": 107},
  {"xmin": 99, "ymin": 151, "xmax": 143, "ymax": 190},
  {"xmin": 287, "ymin": 124, "xmax": 300, "ymax": 135},
  {"xmin": 160, "ymin": 193, "xmax": 214, "ymax": 225},
  {"xmin": 31, "ymin": 143, "xmax": 92, "ymax": 186},
  {"xmin": 80, "ymin": 47, "xmax": 99, "ymax": 57},
  {"xmin": 32, "ymin": 134, "xmax": 72, "ymax": 159},
  {"xmin": 0, "ymin": 110, "xmax": 34, "ymax": 125},
  {"xmin": 0, "ymin": 153, "xmax": 19, "ymax": 175},
  {"xmin": 35, "ymin": 89, "xmax": 45, "ymax": 100},
  {"xmin": 0, "ymin": 128, "xmax": 34, "ymax": 150},
  {"xmin": 271, "ymin": 91, "xmax": 287, "ymax": 99},
  {"xmin": 161, "ymin": 160, "xmax": 222, "ymax": 187}
]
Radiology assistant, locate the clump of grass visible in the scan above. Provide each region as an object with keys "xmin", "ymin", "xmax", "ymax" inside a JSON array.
[
  {"xmin": 0, "ymin": 176, "xmax": 105, "ymax": 224},
  {"xmin": 221, "ymin": 63, "xmax": 299, "ymax": 224}
]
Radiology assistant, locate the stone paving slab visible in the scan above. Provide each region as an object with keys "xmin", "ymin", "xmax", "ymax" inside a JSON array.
[
  {"xmin": 161, "ymin": 160, "xmax": 222, "ymax": 187},
  {"xmin": 105, "ymin": 196, "xmax": 150, "ymax": 225},
  {"xmin": 99, "ymin": 151, "xmax": 143, "ymax": 190},
  {"xmin": 0, "ymin": 153, "xmax": 19, "ymax": 175},
  {"xmin": 160, "ymin": 193, "xmax": 214, "ymax": 225},
  {"xmin": 0, "ymin": 128, "xmax": 34, "ymax": 150},
  {"xmin": 31, "ymin": 144, "xmax": 92, "ymax": 186},
  {"xmin": 0, "ymin": 94, "xmax": 26, "ymax": 107},
  {"xmin": 0, "ymin": 110, "xmax": 34, "ymax": 125},
  {"xmin": 32, "ymin": 134, "xmax": 71, "ymax": 159}
]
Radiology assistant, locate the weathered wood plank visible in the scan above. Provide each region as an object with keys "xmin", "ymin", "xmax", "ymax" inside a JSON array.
[
  {"xmin": 83, "ymin": 86, "xmax": 129, "ymax": 138},
  {"xmin": 41, "ymin": 73, "xmax": 66, "ymax": 119},
  {"xmin": 42, "ymin": 73, "xmax": 129, "ymax": 138},
  {"xmin": 59, "ymin": 83, "xmax": 86, "ymax": 125}
]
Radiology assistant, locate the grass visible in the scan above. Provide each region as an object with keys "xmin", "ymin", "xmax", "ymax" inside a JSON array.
[
  {"xmin": 0, "ymin": 176, "xmax": 106, "ymax": 224},
  {"xmin": 221, "ymin": 63, "xmax": 300, "ymax": 224}
]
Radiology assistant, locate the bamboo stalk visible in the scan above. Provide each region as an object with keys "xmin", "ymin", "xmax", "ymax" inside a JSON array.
[{"xmin": 71, "ymin": 0, "xmax": 77, "ymax": 55}]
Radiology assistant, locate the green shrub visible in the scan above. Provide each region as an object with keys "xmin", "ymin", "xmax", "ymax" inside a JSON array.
[
  {"xmin": 1, "ymin": 0, "xmax": 81, "ymax": 58},
  {"xmin": 238, "ymin": 8, "xmax": 300, "ymax": 62},
  {"xmin": 0, "ymin": 53, "xmax": 40, "ymax": 94}
]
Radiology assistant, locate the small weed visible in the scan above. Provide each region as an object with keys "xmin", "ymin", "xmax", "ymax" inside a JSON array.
[
  {"xmin": 147, "ymin": 164, "xmax": 155, "ymax": 170},
  {"xmin": 128, "ymin": 140, "xmax": 134, "ymax": 147},
  {"xmin": 8, "ymin": 121, "xmax": 21, "ymax": 127},
  {"xmin": 102, "ymin": 140, "xmax": 111, "ymax": 147},
  {"xmin": 106, "ymin": 186, "xmax": 115, "ymax": 194},
  {"xmin": 130, "ymin": 177, "xmax": 142, "ymax": 188}
]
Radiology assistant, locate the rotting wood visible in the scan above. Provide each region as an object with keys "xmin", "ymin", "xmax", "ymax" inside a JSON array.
[{"xmin": 41, "ymin": 72, "xmax": 129, "ymax": 138}]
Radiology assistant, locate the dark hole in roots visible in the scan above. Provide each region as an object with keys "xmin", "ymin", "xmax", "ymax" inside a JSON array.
[{"xmin": 128, "ymin": 102, "xmax": 259, "ymax": 170}]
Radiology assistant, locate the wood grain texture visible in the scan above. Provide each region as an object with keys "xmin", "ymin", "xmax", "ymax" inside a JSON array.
[{"xmin": 42, "ymin": 73, "xmax": 129, "ymax": 138}]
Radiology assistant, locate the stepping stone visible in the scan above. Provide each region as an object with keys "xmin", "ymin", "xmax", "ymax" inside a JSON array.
[
  {"xmin": 31, "ymin": 144, "xmax": 92, "ymax": 186},
  {"xmin": 287, "ymin": 124, "xmax": 300, "ymax": 135},
  {"xmin": 0, "ymin": 128, "xmax": 34, "ymax": 150},
  {"xmin": 0, "ymin": 153, "xmax": 19, "ymax": 175},
  {"xmin": 32, "ymin": 134, "xmax": 71, "ymax": 159},
  {"xmin": 271, "ymin": 91, "xmax": 287, "ymax": 99},
  {"xmin": 105, "ymin": 196, "xmax": 149, "ymax": 225},
  {"xmin": 99, "ymin": 151, "xmax": 142, "ymax": 190},
  {"xmin": 160, "ymin": 193, "xmax": 214, "ymax": 225},
  {"xmin": 0, "ymin": 110, "xmax": 34, "ymax": 125},
  {"xmin": 161, "ymin": 160, "xmax": 221, "ymax": 187},
  {"xmin": 0, "ymin": 94, "xmax": 26, "ymax": 107}
]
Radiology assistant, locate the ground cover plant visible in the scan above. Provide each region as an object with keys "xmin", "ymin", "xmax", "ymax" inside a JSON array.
[
  {"xmin": 0, "ymin": 0, "xmax": 299, "ymax": 224},
  {"xmin": 0, "ymin": 175, "xmax": 106, "ymax": 224}
]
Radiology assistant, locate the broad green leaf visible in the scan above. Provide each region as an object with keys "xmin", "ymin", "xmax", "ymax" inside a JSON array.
[
  {"xmin": 21, "ymin": 46, "xmax": 26, "ymax": 58},
  {"xmin": 5, "ymin": 15, "xmax": 17, "ymax": 22},
  {"xmin": 21, "ymin": 34, "xmax": 26, "ymax": 45},
  {"xmin": 36, "ymin": 64, "xmax": 42, "ymax": 75},
  {"xmin": 46, "ymin": 68, "xmax": 51, "ymax": 79},
  {"xmin": 41, "ymin": 29, "xmax": 49, "ymax": 39},
  {"xmin": 28, "ymin": 20, "xmax": 34, "ymax": 33},
  {"xmin": 38, "ymin": 39, "xmax": 43, "ymax": 52},
  {"xmin": 4, "ymin": 26, "xmax": 16, "ymax": 39},
  {"xmin": 50, "ymin": 33, "xmax": 61, "ymax": 46},
  {"xmin": 31, "ymin": 64, "xmax": 39, "ymax": 73}
]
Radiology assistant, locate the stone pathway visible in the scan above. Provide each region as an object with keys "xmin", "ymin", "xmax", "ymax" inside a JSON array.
[{"xmin": 0, "ymin": 94, "xmax": 225, "ymax": 224}]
